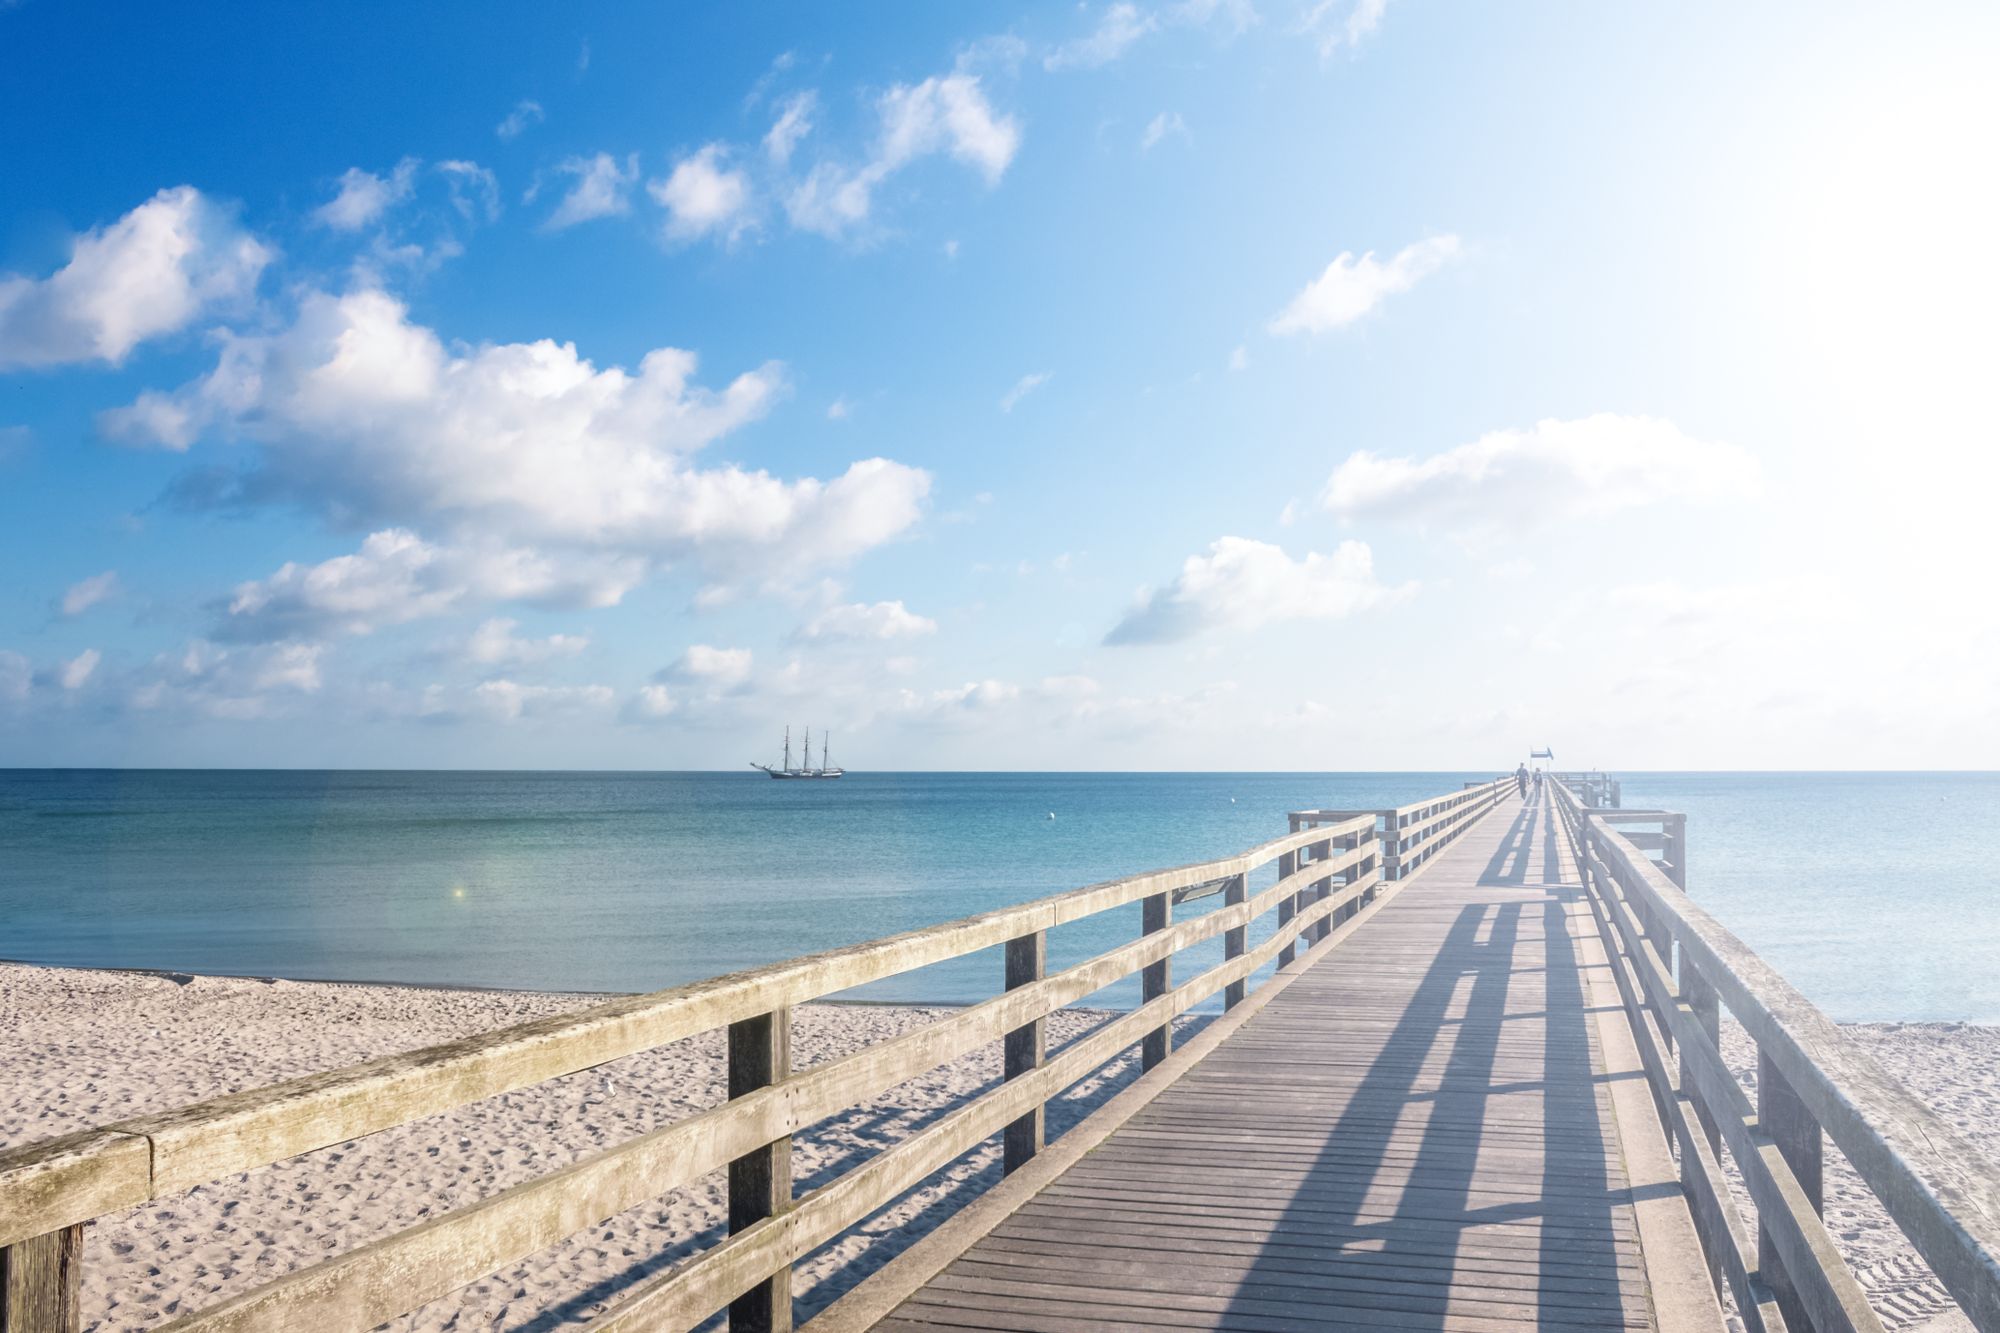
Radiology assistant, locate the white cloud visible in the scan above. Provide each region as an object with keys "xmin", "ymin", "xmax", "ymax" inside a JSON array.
[
  {"xmin": 1300, "ymin": 0, "xmax": 1390, "ymax": 59},
  {"xmin": 663, "ymin": 644, "xmax": 754, "ymax": 688},
  {"xmin": 1046, "ymin": 3, "xmax": 1157, "ymax": 70},
  {"xmin": 1228, "ymin": 344, "xmax": 1250, "ymax": 372},
  {"xmin": 60, "ymin": 571, "xmax": 121, "ymax": 617},
  {"xmin": 218, "ymin": 529, "xmax": 641, "ymax": 642},
  {"xmin": 623, "ymin": 683, "xmax": 678, "ymax": 722},
  {"xmin": 1321, "ymin": 414, "xmax": 1761, "ymax": 539},
  {"xmin": 103, "ymin": 289, "xmax": 929, "ymax": 585},
  {"xmin": 496, "ymin": 100, "xmax": 545, "ymax": 140},
  {"xmin": 1141, "ymin": 111, "xmax": 1189, "ymax": 151},
  {"xmin": 826, "ymin": 397, "xmax": 852, "ymax": 421},
  {"xmin": 436, "ymin": 160, "xmax": 501, "ymax": 223},
  {"xmin": 801, "ymin": 600, "xmax": 938, "ymax": 642},
  {"xmin": 764, "ymin": 91, "xmax": 817, "ymax": 166},
  {"xmin": 472, "ymin": 678, "xmax": 615, "ymax": 722},
  {"xmin": 649, "ymin": 145, "xmax": 753, "ymax": 243},
  {"xmin": 314, "ymin": 159, "xmax": 420, "ymax": 231},
  {"xmin": 465, "ymin": 617, "xmax": 588, "ymax": 666},
  {"xmin": 127, "ymin": 640, "xmax": 325, "ymax": 719},
  {"xmin": 543, "ymin": 153, "xmax": 639, "ymax": 231},
  {"xmin": 0, "ymin": 187, "xmax": 271, "ymax": 369},
  {"xmin": 59, "ymin": 648, "xmax": 101, "ymax": 690},
  {"xmin": 1268, "ymin": 234, "xmax": 1460, "ymax": 335},
  {"xmin": 1106, "ymin": 536, "xmax": 1408, "ymax": 644},
  {"xmin": 1000, "ymin": 371, "xmax": 1051, "ymax": 413},
  {"xmin": 786, "ymin": 73, "xmax": 1019, "ymax": 237}
]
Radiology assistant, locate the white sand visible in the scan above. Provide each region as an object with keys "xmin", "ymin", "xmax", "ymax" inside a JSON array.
[
  {"xmin": 0, "ymin": 962, "xmax": 1208, "ymax": 1331},
  {"xmin": 7, "ymin": 963, "xmax": 1994, "ymax": 1331},
  {"xmin": 1716, "ymin": 1021, "xmax": 2000, "ymax": 1333}
]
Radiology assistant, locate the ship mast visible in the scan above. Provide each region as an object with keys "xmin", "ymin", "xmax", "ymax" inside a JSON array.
[
  {"xmin": 824, "ymin": 732, "xmax": 830, "ymax": 770},
  {"xmin": 783, "ymin": 726, "xmax": 790, "ymax": 771},
  {"xmin": 804, "ymin": 727, "xmax": 811, "ymax": 773}
]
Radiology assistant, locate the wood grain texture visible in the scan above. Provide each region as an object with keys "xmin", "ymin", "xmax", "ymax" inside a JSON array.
[{"xmin": 880, "ymin": 792, "xmax": 1701, "ymax": 1332}]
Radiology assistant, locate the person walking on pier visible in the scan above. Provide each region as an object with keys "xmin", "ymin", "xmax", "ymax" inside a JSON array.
[{"xmin": 1515, "ymin": 763, "xmax": 1529, "ymax": 799}]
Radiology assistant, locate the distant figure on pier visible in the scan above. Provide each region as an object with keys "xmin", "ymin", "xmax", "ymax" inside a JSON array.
[{"xmin": 1515, "ymin": 763, "xmax": 1529, "ymax": 798}]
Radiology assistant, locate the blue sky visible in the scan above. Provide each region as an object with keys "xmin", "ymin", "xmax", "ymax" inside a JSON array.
[{"xmin": 3, "ymin": 0, "xmax": 1995, "ymax": 769}]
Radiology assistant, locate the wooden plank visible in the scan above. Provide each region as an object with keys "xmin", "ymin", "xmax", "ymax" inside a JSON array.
[
  {"xmin": 1001, "ymin": 931, "xmax": 1045, "ymax": 1175},
  {"xmin": 1, "ymin": 1225, "xmax": 82, "ymax": 1333},
  {"xmin": 728, "ymin": 1008, "xmax": 792, "ymax": 1333}
]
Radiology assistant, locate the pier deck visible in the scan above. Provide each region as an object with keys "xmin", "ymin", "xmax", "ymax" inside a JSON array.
[{"xmin": 876, "ymin": 793, "xmax": 1712, "ymax": 1332}]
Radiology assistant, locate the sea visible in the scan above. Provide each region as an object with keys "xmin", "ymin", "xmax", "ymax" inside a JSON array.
[{"xmin": 1, "ymin": 770, "xmax": 1994, "ymax": 1022}]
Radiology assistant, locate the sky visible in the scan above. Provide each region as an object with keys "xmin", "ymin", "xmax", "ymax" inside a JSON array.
[{"xmin": 2, "ymin": 0, "xmax": 1996, "ymax": 770}]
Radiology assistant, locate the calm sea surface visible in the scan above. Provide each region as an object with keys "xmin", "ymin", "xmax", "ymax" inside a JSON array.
[{"xmin": 1, "ymin": 771, "xmax": 1994, "ymax": 1021}]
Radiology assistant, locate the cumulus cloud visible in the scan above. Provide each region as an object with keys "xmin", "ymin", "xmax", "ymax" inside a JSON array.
[
  {"xmin": 786, "ymin": 73, "xmax": 1019, "ymax": 237},
  {"xmin": 623, "ymin": 683, "xmax": 678, "ymax": 723},
  {"xmin": 127, "ymin": 641, "xmax": 324, "ymax": 720},
  {"xmin": 764, "ymin": 91, "xmax": 817, "ymax": 166},
  {"xmin": 661, "ymin": 644, "xmax": 754, "ymax": 688},
  {"xmin": 216, "ymin": 529, "xmax": 641, "ymax": 642},
  {"xmin": 1320, "ymin": 414, "xmax": 1761, "ymax": 539},
  {"xmin": 496, "ymin": 100, "xmax": 545, "ymax": 141},
  {"xmin": 60, "ymin": 571, "xmax": 121, "ymax": 617},
  {"xmin": 543, "ymin": 153, "xmax": 640, "ymax": 231},
  {"xmin": 1000, "ymin": 371, "xmax": 1051, "ymax": 413},
  {"xmin": 314, "ymin": 159, "xmax": 420, "ymax": 231},
  {"xmin": 58, "ymin": 648, "xmax": 101, "ymax": 690},
  {"xmin": 465, "ymin": 617, "xmax": 588, "ymax": 666},
  {"xmin": 1106, "ymin": 536, "xmax": 1407, "ymax": 644},
  {"xmin": 0, "ymin": 187, "xmax": 271, "ymax": 369},
  {"xmin": 1268, "ymin": 234, "xmax": 1460, "ymax": 335},
  {"xmin": 649, "ymin": 145, "xmax": 753, "ymax": 243},
  {"xmin": 470, "ymin": 678, "xmax": 614, "ymax": 722},
  {"xmin": 103, "ymin": 288, "xmax": 929, "ymax": 584},
  {"xmin": 1046, "ymin": 3, "xmax": 1157, "ymax": 69},
  {"xmin": 800, "ymin": 600, "xmax": 937, "ymax": 642}
]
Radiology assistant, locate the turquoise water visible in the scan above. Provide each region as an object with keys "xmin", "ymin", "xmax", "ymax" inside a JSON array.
[{"xmin": 1, "ymin": 771, "xmax": 1994, "ymax": 1020}]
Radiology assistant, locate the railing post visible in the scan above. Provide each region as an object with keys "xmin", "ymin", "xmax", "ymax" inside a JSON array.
[
  {"xmin": 1223, "ymin": 874, "xmax": 1248, "ymax": 1008},
  {"xmin": 1664, "ymin": 814, "xmax": 1687, "ymax": 889},
  {"xmin": 1311, "ymin": 835, "xmax": 1335, "ymax": 942},
  {"xmin": 1682, "ymin": 965, "xmax": 1725, "ymax": 1288},
  {"xmin": 727, "ymin": 1009, "xmax": 792, "ymax": 1333},
  {"xmin": 1276, "ymin": 851, "xmax": 1298, "ymax": 969},
  {"xmin": 2, "ymin": 1226, "xmax": 83, "ymax": 1333},
  {"xmin": 1002, "ymin": 930, "xmax": 1047, "ymax": 1175},
  {"xmin": 1758, "ymin": 1048, "xmax": 1824, "ymax": 1333},
  {"xmin": 1141, "ymin": 891, "xmax": 1172, "ymax": 1070}
]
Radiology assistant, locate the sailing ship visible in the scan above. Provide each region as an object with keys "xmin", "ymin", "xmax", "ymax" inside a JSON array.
[{"xmin": 750, "ymin": 726, "xmax": 845, "ymax": 779}]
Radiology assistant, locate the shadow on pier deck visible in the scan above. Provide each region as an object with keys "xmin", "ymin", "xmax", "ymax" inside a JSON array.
[{"xmin": 871, "ymin": 795, "xmax": 1714, "ymax": 1332}]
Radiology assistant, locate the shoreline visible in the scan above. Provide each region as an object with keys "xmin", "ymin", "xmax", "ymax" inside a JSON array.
[{"xmin": 4, "ymin": 962, "xmax": 1994, "ymax": 1331}]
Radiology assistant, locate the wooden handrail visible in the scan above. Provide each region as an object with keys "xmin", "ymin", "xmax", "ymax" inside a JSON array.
[
  {"xmin": 0, "ymin": 778, "xmax": 1511, "ymax": 1333},
  {"xmin": 1549, "ymin": 778, "xmax": 2000, "ymax": 1333}
]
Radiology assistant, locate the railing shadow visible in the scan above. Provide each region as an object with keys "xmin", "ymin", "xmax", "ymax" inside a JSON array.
[{"xmin": 1219, "ymin": 799, "xmax": 1630, "ymax": 1330}]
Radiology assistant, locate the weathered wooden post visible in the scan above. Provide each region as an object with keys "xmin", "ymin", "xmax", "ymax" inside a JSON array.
[
  {"xmin": 1664, "ymin": 814, "xmax": 1687, "ymax": 889},
  {"xmin": 1222, "ymin": 874, "xmax": 1248, "ymax": 1008},
  {"xmin": 2, "ymin": 1226, "xmax": 84, "ymax": 1333},
  {"xmin": 727, "ymin": 1009, "xmax": 792, "ymax": 1333},
  {"xmin": 1141, "ymin": 891, "xmax": 1172, "ymax": 1070},
  {"xmin": 1002, "ymin": 930, "xmax": 1047, "ymax": 1175},
  {"xmin": 1311, "ymin": 835, "xmax": 1335, "ymax": 943},
  {"xmin": 1276, "ymin": 851, "xmax": 1298, "ymax": 969},
  {"xmin": 1759, "ymin": 1049, "xmax": 1825, "ymax": 1333}
]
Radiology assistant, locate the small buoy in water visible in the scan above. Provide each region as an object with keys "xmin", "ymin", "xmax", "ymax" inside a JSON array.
[
  {"xmin": 1047, "ymin": 811, "xmax": 1056, "ymax": 820},
  {"xmin": 1230, "ymin": 797, "xmax": 1236, "ymax": 804}
]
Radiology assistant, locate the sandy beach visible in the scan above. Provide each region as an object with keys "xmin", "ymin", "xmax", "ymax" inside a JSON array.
[
  {"xmin": 0, "ymin": 962, "xmax": 1210, "ymax": 1331},
  {"xmin": 5, "ymin": 962, "xmax": 1994, "ymax": 1332}
]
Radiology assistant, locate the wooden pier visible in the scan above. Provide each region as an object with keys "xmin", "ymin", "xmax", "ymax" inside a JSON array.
[{"xmin": 3, "ymin": 774, "xmax": 1997, "ymax": 1333}]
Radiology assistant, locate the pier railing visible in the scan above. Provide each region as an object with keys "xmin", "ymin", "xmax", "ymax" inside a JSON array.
[
  {"xmin": 0, "ymin": 777, "xmax": 1510, "ymax": 1333},
  {"xmin": 1550, "ymin": 777, "xmax": 2000, "ymax": 1333}
]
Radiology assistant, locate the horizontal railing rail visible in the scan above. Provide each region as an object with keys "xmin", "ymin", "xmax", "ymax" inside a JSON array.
[
  {"xmin": 1550, "ymin": 777, "xmax": 2000, "ymax": 1333},
  {"xmin": 1291, "ymin": 773, "xmax": 1511, "ymax": 881},
  {"xmin": 0, "ymin": 775, "xmax": 1513, "ymax": 1333}
]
